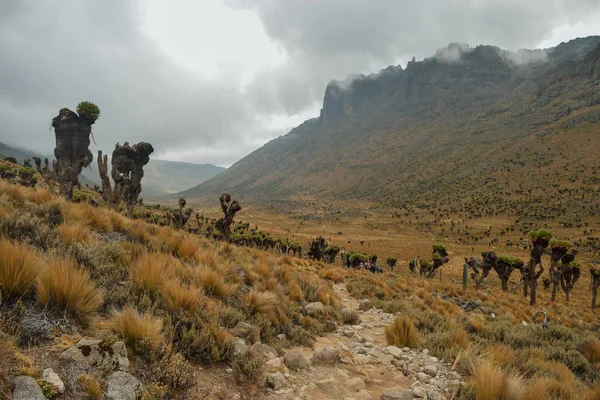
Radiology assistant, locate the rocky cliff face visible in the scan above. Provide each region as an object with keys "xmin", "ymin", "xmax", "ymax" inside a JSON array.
[{"xmin": 187, "ymin": 36, "xmax": 600, "ymax": 207}]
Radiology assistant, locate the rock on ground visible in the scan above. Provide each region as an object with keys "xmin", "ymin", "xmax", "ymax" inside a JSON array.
[
  {"xmin": 311, "ymin": 346, "xmax": 340, "ymax": 365},
  {"xmin": 266, "ymin": 372, "xmax": 288, "ymax": 390},
  {"xmin": 305, "ymin": 302, "xmax": 326, "ymax": 316},
  {"xmin": 380, "ymin": 387, "xmax": 414, "ymax": 400},
  {"xmin": 283, "ymin": 351, "xmax": 310, "ymax": 371},
  {"xmin": 60, "ymin": 338, "xmax": 129, "ymax": 375},
  {"xmin": 12, "ymin": 376, "xmax": 46, "ymax": 400},
  {"xmin": 42, "ymin": 368, "xmax": 65, "ymax": 393},
  {"xmin": 104, "ymin": 371, "xmax": 142, "ymax": 400}
]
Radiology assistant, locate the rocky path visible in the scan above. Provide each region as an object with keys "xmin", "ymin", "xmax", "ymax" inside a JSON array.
[
  {"xmin": 10, "ymin": 284, "xmax": 463, "ymax": 400},
  {"xmin": 264, "ymin": 284, "xmax": 463, "ymax": 400}
]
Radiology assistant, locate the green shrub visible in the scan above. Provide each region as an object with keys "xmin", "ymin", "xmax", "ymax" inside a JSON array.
[{"xmin": 76, "ymin": 101, "xmax": 101, "ymax": 123}]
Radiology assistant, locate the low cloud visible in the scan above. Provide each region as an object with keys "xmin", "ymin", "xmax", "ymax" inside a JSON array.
[{"xmin": 1, "ymin": 0, "xmax": 600, "ymax": 166}]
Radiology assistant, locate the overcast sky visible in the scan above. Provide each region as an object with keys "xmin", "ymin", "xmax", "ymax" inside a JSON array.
[{"xmin": 1, "ymin": 1, "xmax": 599, "ymax": 167}]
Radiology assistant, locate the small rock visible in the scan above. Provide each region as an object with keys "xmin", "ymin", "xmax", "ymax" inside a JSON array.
[
  {"xmin": 427, "ymin": 391, "xmax": 442, "ymax": 400},
  {"xmin": 448, "ymin": 371, "xmax": 461, "ymax": 380},
  {"xmin": 356, "ymin": 389, "xmax": 374, "ymax": 400},
  {"xmin": 225, "ymin": 368, "xmax": 233, "ymax": 374},
  {"xmin": 12, "ymin": 376, "xmax": 46, "ymax": 400},
  {"xmin": 265, "ymin": 357, "xmax": 286, "ymax": 373},
  {"xmin": 416, "ymin": 372, "xmax": 430, "ymax": 383},
  {"xmin": 412, "ymin": 386, "xmax": 426, "ymax": 398},
  {"xmin": 356, "ymin": 348, "xmax": 367, "ymax": 355},
  {"xmin": 316, "ymin": 377, "xmax": 339, "ymax": 396},
  {"xmin": 266, "ymin": 372, "xmax": 288, "ymax": 390},
  {"xmin": 345, "ymin": 377, "xmax": 366, "ymax": 392},
  {"xmin": 423, "ymin": 365, "xmax": 438, "ymax": 377},
  {"xmin": 283, "ymin": 351, "xmax": 310, "ymax": 371},
  {"xmin": 104, "ymin": 371, "xmax": 142, "ymax": 400},
  {"xmin": 311, "ymin": 346, "xmax": 340, "ymax": 365},
  {"xmin": 233, "ymin": 322, "xmax": 255, "ymax": 339},
  {"xmin": 305, "ymin": 302, "xmax": 326, "ymax": 316},
  {"xmin": 380, "ymin": 387, "xmax": 414, "ymax": 400},
  {"xmin": 421, "ymin": 349, "xmax": 429, "ymax": 355},
  {"xmin": 42, "ymin": 368, "xmax": 65, "ymax": 394},
  {"xmin": 251, "ymin": 342, "xmax": 277, "ymax": 360},
  {"xmin": 358, "ymin": 299, "xmax": 372, "ymax": 311},
  {"xmin": 233, "ymin": 339, "xmax": 250, "ymax": 356},
  {"xmin": 385, "ymin": 346, "xmax": 403, "ymax": 359}
]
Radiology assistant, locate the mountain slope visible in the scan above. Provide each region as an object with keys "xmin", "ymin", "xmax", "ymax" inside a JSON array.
[
  {"xmin": 0, "ymin": 142, "xmax": 224, "ymax": 196},
  {"xmin": 187, "ymin": 37, "xmax": 600, "ymax": 216}
]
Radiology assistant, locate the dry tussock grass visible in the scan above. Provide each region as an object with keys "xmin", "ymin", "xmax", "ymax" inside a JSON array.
[
  {"xmin": 77, "ymin": 374, "xmax": 102, "ymax": 400},
  {"xmin": 109, "ymin": 306, "xmax": 163, "ymax": 352},
  {"xmin": 0, "ymin": 238, "xmax": 40, "ymax": 300},
  {"xmin": 58, "ymin": 221, "xmax": 92, "ymax": 244},
  {"xmin": 36, "ymin": 256, "xmax": 103, "ymax": 323},
  {"xmin": 194, "ymin": 249, "xmax": 217, "ymax": 267},
  {"xmin": 30, "ymin": 188, "xmax": 53, "ymax": 204},
  {"xmin": 469, "ymin": 360, "xmax": 523, "ymax": 400},
  {"xmin": 129, "ymin": 220, "xmax": 151, "ymax": 242},
  {"xmin": 578, "ymin": 338, "xmax": 600, "ymax": 365},
  {"xmin": 60, "ymin": 201, "xmax": 112, "ymax": 232},
  {"xmin": 130, "ymin": 253, "xmax": 176, "ymax": 295},
  {"xmin": 0, "ymin": 183, "xmax": 27, "ymax": 201},
  {"xmin": 162, "ymin": 280, "xmax": 201, "ymax": 313},
  {"xmin": 0, "ymin": 327, "xmax": 16, "ymax": 398},
  {"xmin": 193, "ymin": 267, "xmax": 237, "ymax": 299},
  {"xmin": 319, "ymin": 267, "xmax": 346, "ymax": 282},
  {"xmin": 242, "ymin": 288, "xmax": 278, "ymax": 315},
  {"xmin": 385, "ymin": 315, "xmax": 421, "ymax": 348}
]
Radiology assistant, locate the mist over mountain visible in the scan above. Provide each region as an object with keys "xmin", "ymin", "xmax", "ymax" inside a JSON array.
[{"xmin": 183, "ymin": 37, "xmax": 600, "ymax": 213}]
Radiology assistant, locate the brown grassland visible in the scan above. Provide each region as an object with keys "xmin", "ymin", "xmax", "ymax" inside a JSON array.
[{"xmin": 1, "ymin": 171, "xmax": 600, "ymax": 398}]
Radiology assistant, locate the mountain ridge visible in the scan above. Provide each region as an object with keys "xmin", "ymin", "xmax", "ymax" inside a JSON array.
[{"xmin": 180, "ymin": 36, "xmax": 600, "ymax": 217}]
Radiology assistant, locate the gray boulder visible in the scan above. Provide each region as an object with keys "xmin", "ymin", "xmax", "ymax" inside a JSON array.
[
  {"xmin": 380, "ymin": 387, "xmax": 414, "ymax": 400},
  {"xmin": 42, "ymin": 368, "xmax": 65, "ymax": 394},
  {"xmin": 104, "ymin": 371, "xmax": 142, "ymax": 400},
  {"xmin": 12, "ymin": 376, "xmax": 46, "ymax": 400},
  {"xmin": 305, "ymin": 302, "xmax": 326, "ymax": 316},
  {"xmin": 283, "ymin": 351, "xmax": 310, "ymax": 371},
  {"xmin": 358, "ymin": 299, "xmax": 372, "ymax": 311},
  {"xmin": 266, "ymin": 372, "xmax": 288, "ymax": 390},
  {"xmin": 311, "ymin": 346, "xmax": 341, "ymax": 365},
  {"xmin": 60, "ymin": 338, "xmax": 129, "ymax": 375}
]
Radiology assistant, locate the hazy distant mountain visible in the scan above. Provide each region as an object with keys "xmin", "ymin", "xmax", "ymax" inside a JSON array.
[
  {"xmin": 187, "ymin": 37, "xmax": 600, "ymax": 218},
  {"xmin": 0, "ymin": 142, "xmax": 224, "ymax": 196}
]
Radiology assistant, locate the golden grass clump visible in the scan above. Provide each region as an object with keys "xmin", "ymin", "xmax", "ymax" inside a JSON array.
[
  {"xmin": 0, "ymin": 330, "xmax": 16, "ymax": 398},
  {"xmin": 30, "ymin": 188, "xmax": 53, "ymax": 204},
  {"xmin": 108, "ymin": 306, "xmax": 163, "ymax": 352},
  {"xmin": 61, "ymin": 202, "xmax": 112, "ymax": 232},
  {"xmin": 385, "ymin": 315, "xmax": 421, "ymax": 348},
  {"xmin": 36, "ymin": 256, "xmax": 103, "ymax": 323},
  {"xmin": 0, "ymin": 238, "xmax": 40, "ymax": 300},
  {"xmin": 469, "ymin": 361, "xmax": 523, "ymax": 400},
  {"xmin": 319, "ymin": 267, "xmax": 346, "ymax": 283},
  {"xmin": 578, "ymin": 338, "xmax": 600, "ymax": 365},
  {"xmin": 77, "ymin": 374, "xmax": 102, "ymax": 400},
  {"xmin": 242, "ymin": 288, "xmax": 278, "ymax": 315},
  {"xmin": 58, "ymin": 221, "xmax": 92, "ymax": 244},
  {"xmin": 169, "ymin": 235, "xmax": 199, "ymax": 260},
  {"xmin": 130, "ymin": 253, "xmax": 176, "ymax": 295},
  {"xmin": 193, "ymin": 267, "xmax": 237, "ymax": 298},
  {"xmin": 162, "ymin": 280, "xmax": 201, "ymax": 313}
]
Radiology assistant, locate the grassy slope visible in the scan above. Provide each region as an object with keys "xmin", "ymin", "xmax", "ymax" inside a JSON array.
[
  {"xmin": 187, "ymin": 37, "xmax": 600, "ymax": 221},
  {"xmin": 0, "ymin": 169, "xmax": 599, "ymax": 398}
]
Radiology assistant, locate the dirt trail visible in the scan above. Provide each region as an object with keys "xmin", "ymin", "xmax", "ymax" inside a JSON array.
[{"xmin": 263, "ymin": 284, "xmax": 463, "ymax": 400}]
